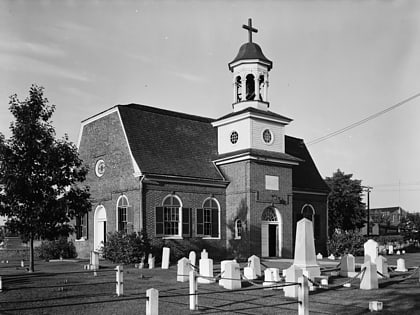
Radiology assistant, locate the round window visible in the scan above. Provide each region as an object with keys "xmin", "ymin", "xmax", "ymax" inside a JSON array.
[
  {"xmin": 230, "ymin": 131, "xmax": 239, "ymax": 144},
  {"xmin": 262, "ymin": 129, "xmax": 273, "ymax": 144},
  {"xmin": 95, "ymin": 159, "xmax": 106, "ymax": 177}
]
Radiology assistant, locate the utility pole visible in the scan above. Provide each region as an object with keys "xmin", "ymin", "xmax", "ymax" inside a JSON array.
[{"xmin": 363, "ymin": 186, "xmax": 373, "ymax": 237}]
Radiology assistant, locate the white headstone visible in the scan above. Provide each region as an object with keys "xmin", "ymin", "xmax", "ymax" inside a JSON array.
[
  {"xmin": 284, "ymin": 265, "xmax": 303, "ymax": 297},
  {"xmin": 339, "ymin": 254, "xmax": 357, "ymax": 277},
  {"xmin": 188, "ymin": 251, "xmax": 196, "ymax": 267},
  {"xmin": 201, "ymin": 249, "xmax": 208, "ymax": 259},
  {"xmin": 364, "ymin": 239, "xmax": 379, "ymax": 264},
  {"xmin": 148, "ymin": 254, "xmax": 155, "ymax": 269},
  {"xmin": 293, "ymin": 218, "xmax": 320, "ymax": 279},
  {"xmin": 219, "ymin": 260, "xmax": 234, "ymax": 287},
  {"xmin": 221, "ymin": 261, "xmax": 241, "ymax": 290},
  {"xmin": 161, "ymin": 247, "xmax": 170, "ymax": 269},
  {"xmin": 388, "ymin": 245, "xmax": 394, "ymax": 255},
  {"xmin": 263, "ymin": 268, "xmax": 281, "ymax": 288},
  {"xmin": 316, "ymin": 253, "xmax": 323, "ymax": 260},
  {"xmin": 177, "ymin": 257, "xmax": 191, "ymax": 282},
  {"xmin": 244, "ymin": 266, "xmax": 257, "ymax": 280},
  {"xmin": 90, "ymin": 251, "xmax": 99, "ymax": 270},
  {"xmin": 402, "ymin": 250, "xmax": 406, "ymax": 255},
  {"xmin": 375, "ymin": 255, "xmax": 389, "ymax": 278},
  {"xmin": 396, "ymin": 250, "xmax": 401, "ymax": 255},
  {"xmin": 328, "ymin": 254, "xmax": 335, "ymax": 260},
  {"xmin": 198, "ymin": 258, "xmax": 215, "ymax": 284},
  {"xmin": 247, "ymin": 255, "xmax": 261, "ymax": 277},
  {"xmin": 396, "ymin": 258, "xmax": 408, "ymax": 272},
  {"xmin": 360, "ymin": 260, "xmax": 378, "ymax": 290}
]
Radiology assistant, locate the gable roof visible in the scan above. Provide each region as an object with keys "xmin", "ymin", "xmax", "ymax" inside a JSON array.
[
  {"xmin": 285, "ymin": 136, "xmax": 330, "ymax": 193},
  {"xmin": 117, "ymin": 104, "xmax": 224, "ymax": 181}
]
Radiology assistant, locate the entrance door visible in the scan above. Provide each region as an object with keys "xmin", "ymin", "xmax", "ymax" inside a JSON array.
[
  {"xmin": 94, "ymin": 206, "xmax": 107, "ymax": 251},
  {"xmin": 268, "ymin": 224, "xmax": 278, "ymax": 257}
]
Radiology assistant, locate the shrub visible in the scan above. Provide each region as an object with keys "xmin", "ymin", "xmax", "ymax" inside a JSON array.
[
  {"xmin": 103, "ymin": 230, "xmax": 151, "ymax": 264},
  {"xmin": 327, "ymin": 231, "xmax": 365, "ymax": 256},
  {"xmin": 35, "ymin": 238, "xmax": 77, "ymax": 260}
]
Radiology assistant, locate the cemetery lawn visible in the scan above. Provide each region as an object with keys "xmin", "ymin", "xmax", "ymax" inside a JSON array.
[{"xmin": 0, "ymin": 253, "xmax": 419, "ymax": 315}]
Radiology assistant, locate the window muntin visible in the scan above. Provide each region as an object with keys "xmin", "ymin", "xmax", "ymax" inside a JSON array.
[
  {"xmin": 262, "ymin": 129, "xmax": 273, "ymax": 144},
  {"xmin": 262, "ymin": 207, "xmax": 277, "ymax": 221}
]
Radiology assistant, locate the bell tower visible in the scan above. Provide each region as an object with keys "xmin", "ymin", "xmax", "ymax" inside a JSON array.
[{"xmin": 229, "ymin": 18, "xmax": 272, "ymax": 112}]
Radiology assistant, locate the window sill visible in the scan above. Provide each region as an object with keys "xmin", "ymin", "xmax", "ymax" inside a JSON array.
[
  {"xmin": 162, "ymin": 236, "xmax": 183, "ymax": 240},
  {"xmin": 75, "ymin": 237, "xmax": 87, "ymax": 242},
  {"xmin": 234, "ymin": 237, "xmax": 242, "ymax": 240},
  {"xmin": 202, "ymin": 236, "xmax": 221, "ymax": 240}
]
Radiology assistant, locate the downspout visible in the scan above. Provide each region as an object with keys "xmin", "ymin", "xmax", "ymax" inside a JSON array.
[{"xmin": 139, "ymin": 175, "xmax": 145, "ymax": 232}]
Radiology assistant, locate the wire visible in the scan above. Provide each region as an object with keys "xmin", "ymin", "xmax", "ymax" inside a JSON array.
[{"xmin": 307, "ymin": 92, "xmax": 420, "ymax": 146}]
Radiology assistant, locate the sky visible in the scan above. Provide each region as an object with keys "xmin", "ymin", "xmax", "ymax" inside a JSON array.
[{"xmin": 1, "ymin": 0, "xmax": 419, "ymax": 212}]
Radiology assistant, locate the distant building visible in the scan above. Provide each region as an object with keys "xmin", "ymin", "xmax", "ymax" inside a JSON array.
[
  {"xmin": 361, "ymin": 206, "xmax": 408, "ymax": 236},
  {"xmin": 74, "ymin": 19, "xmax": 330, "ymax": 259}
]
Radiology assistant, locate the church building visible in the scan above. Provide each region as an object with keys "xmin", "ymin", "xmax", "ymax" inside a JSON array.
[{"xmin": 75, "ymin": 19, "xmax": 330, "ymax": 259}]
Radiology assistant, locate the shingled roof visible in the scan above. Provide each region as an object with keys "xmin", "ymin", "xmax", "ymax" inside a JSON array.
[
  {"xmin": 285, "ymin": 136, "xmax": 330, "ymax": 193},
  {"xmin": 118, "ymin": 104, "xmax": 223, "ymax": 181},
  {"xmin": 117, "ymin": 104, "xmax": 328, "ymax": 193}
]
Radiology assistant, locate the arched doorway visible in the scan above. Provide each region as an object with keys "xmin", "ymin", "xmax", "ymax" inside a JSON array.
[
  {"xmin": 261, "ymin": 206, "xmax": 282, "ymax": 257},
  {"xmin": 94, "ymin": 205, "xmax": 107, "ymax": 251}
]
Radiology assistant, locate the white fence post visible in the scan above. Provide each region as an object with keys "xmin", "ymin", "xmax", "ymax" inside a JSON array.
[
  {"xmin": 189, "ymin": 269, "xmax": 198, "ymax": 310},
  {"xmin": 146, "ymin": 288, "xmax": 159, "ymax": 315},
  {"xmin": 115, "ymin": 265, "xmax": 123, "ymax": 296},
  {"xmin": 298, "ymin": 275, "xmax": 309, "ymax": 315},
  {"xmin": 21, "ymin": 260, "xmax": 24, "ymax": 268},
  {"xmin": 0, "ymin": 276, "xmax": 2, "ymax": 292}
]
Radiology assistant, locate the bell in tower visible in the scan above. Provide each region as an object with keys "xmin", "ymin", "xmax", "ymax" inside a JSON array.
[{"xmin": 229, "ymin": 18, "xmax": 272, "ymax": 112}]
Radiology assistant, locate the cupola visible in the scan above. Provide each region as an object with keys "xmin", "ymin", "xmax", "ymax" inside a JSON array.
[{"xmin": 228, "ymin": 18, "xmax": 272, "ymax": 112}]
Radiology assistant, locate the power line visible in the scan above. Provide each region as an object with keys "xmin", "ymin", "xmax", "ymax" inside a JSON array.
[{"xmin": 307, "ymin": 92, "xmax": 420, "ymax": 146}]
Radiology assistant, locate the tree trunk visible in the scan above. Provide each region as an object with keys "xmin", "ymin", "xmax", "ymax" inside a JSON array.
[{"xmin": 29, "ymin": 236, "xmax": 34, "ymax": 272}]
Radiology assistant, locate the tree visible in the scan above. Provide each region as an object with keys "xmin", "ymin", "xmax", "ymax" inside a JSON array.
[
  {"xmin": 0, "ymin": 85, "xmax": 91, "ymax": 272},
  {"xmin": 325, "ymin": 169, "xmax": 366, "ymax": 236},
  {"xmin": 399, "ymin": 212, "xmax": 420, "ymax": 241}
]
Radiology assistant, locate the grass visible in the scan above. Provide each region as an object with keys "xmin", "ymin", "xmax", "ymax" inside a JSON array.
[{"xmin": 0, "ymin": 253, "xmax": 419, "ymax": 314}]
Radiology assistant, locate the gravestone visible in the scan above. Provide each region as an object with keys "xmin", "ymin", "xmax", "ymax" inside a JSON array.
[
  {"xmin": 402, "ymin": 250, "xmax": 406, "ymax": 255},
  {"xmin": 188, "ymin": 251, "xmax": 196, "ymax": 267},
  {"xmin": 340, "ymin": 254, "xmax": 357, "ymax": 277},
  {"xmin": 284, "ymin": 265, "xmax": 303, "ymax": 298},
  {"xmin": 316, "ymin": 253, "xmax": 323, "ymax": 260},
  {"xmin": 201, "ymin": 249, "xmax": 208, "ymax": 259},
  {"xmin": 396, "ymin": 250, "xmax": 401, "ymax": 255},
  {"xmin": 148, "ymin": 254, "xmax": 155, "ymax": 269},
  {"xmin": 328, "ymin": 254, "xmax": 335, "ymax": 260},
  {"xmin": 161, "ymin": 247, "xmax": 170, "ymax": 269},
  {"xmin": 221, "ymin": 261, "xmax": 241, "ymax": 290},
  {"xmin": 177, "ymin": 257, "xmax": 191, "ymax": 282},
  {"xmin": 293, "ymin": 218, "xmax": 320, "ymax": 279},
  {"xmin": 198, "ymin": 258, "xmax": 215, "ymax": 284},
  {"xmin": 248, "ymin": 255, "xmax": 261, "ymax": 277},
  {"xmin": 90, "ymin": 251, "xmax": 99, "ymax": 270},
  {"xmin": 219, "ymin": 260, "xmax": 234, "ymax": 287},
  {"xmin": 244, "ymin": 266, "xmax": 257, "ymax": 280},
  {"xmin": 396, "ymin": 258, "xmax": 408, "ymax": 272},
  {"xmin": 360, "ymin": 260, "xmax": 378, "ymax": 290},
  {"xmin": 263, "ymin": 268, "xmax": 281, "ymax": 288},
  {"xmin": 364, "ymin": 239, "xmax": 378, "ymax": 264},
  {"xmin": 388, "ymin": 245, "xmax": 394, "ymax": 255},
  {"xmin": 375, "ymin": 255, "xmax": 389, "ymax": 278}
]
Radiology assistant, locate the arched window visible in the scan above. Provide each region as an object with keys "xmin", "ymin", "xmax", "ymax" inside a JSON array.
[
  {"xmin": 236, "ymin": 76, "xmax": 242, "ymax": 102},
  {"xmin": 258, "ymin": 75, "xmax": 264, "ymax": 101},
  {"xmin": 235, "ymin": 219, "xmax": 242, "ymax": 239},
  {"xmin": 245, "ymin": 74, "xmax": 255, "ymax": 100},
  {"xmin": 197, "ymin": 198, "xmax": 220, "ymax": 238},
  {"xmin": 117, "ymin": 196, "xmax": 129, "ymax": 233},
  {"xmin": 301, "ymin": 204, "xmax": 314, "ymax": 221},
  {"xmin": 262, "ymin": 206, "xmax": 278, "ymax": 221},
  {"xmin": 301, "ymin": 204, "xmax": 320, "ymax": 239},
  {"xmin": 162, "ymin": 195, "xmax": 181, "ymax": 236}
]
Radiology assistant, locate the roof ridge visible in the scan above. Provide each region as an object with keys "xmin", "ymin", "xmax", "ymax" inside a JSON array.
[{"xmin": 118, "ymin": 103, "xmax": 215, "ymax": 123}]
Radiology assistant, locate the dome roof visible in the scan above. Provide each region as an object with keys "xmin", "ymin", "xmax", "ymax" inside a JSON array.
[{"xmin": 229, "ymin": 42, "xmax": 272, "ymax": 70}]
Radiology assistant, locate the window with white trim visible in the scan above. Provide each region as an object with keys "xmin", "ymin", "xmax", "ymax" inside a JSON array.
[
  {"xmin": 235, "ymin": 219, "xmax": 242, "ymax": 239},
  {"xmin": 117, "ymin": 196, "xmax": 129, "ymax": 234},
  {"xmin": 155, "ymin": 195, "xmax": 191, "ymax": 238},
  {"xmin": 197, "ymin": 198, "xmax": 220, "ymax": 238}
]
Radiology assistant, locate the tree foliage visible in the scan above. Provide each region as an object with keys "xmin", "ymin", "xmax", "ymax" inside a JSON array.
[
  {"xmin": 325, "ymin": 169, "xmax": 366, "ymax": 236},
  {"xmin": 0, "ymin": 85, "xmax": 91, "ymax": 271}
]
